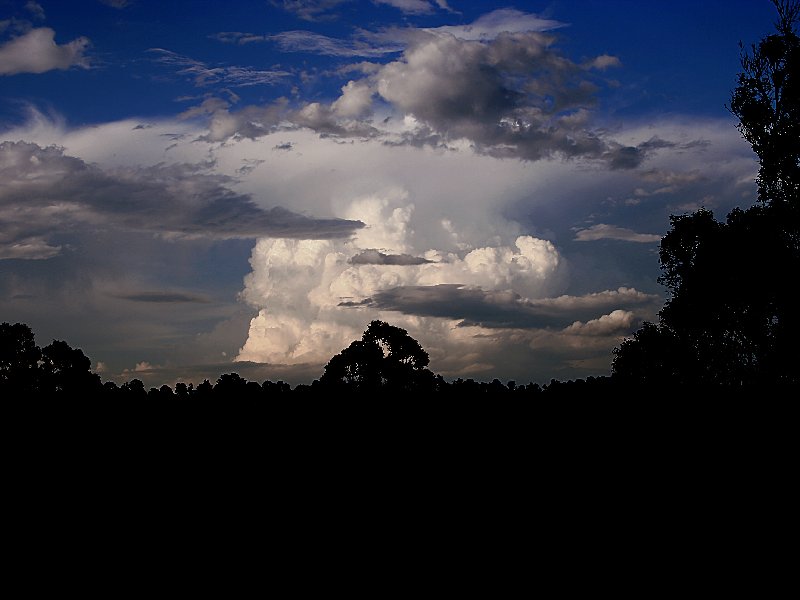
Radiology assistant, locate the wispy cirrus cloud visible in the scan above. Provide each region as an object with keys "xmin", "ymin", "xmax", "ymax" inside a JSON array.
[
  {"xmin": 272, "ymin": 0, "xmax": 350, "ymax": 21},
  {"xmin": 427, "ymin": 8, "xmax": 565, "ymax": 40},
  {"xmin": 268, "ymin": 30, "xmax": 402, "ymax": 57},
  {"xmin": 148, "ymin": 48, "xmax": 291, "ymax": 87},
  {"xmin": 374, "ymin": 0, "xmax": 451, "ymax": 15}
]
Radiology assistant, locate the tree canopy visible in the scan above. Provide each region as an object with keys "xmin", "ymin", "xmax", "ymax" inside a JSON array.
[
  {"xmin": 612, "ymin": 0, "xmax": 800, "ymax": 388},
  {"xmin": 319, "ymin": 320, "xmax": 436, "ymax": 392}
]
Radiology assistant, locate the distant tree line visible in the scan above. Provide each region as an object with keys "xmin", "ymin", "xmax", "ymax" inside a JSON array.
[{"xmin": 1, "ymin": 319, "xmax": 626, "ymax": 399}]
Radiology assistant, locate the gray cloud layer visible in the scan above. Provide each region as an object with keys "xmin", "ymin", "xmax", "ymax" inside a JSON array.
[
  {"xmin": 0, "ymin": 141, "xmax": 363, "ymax": 260},
  {"xmin": 353, "ymin": 284, "xmax": 657, "ymax": 329}
]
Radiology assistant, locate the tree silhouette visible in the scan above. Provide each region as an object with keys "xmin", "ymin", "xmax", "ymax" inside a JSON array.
[
  {"xmin": 612, "ymin": 1, "xmax": 800, "ymax": 387},
  {"xmin": 39, "ymin": 340, "xmax": 102, "ymax": 396},
  {"xmin": 319, "ymin": 320, "xmax": 435, "ymax": 392},
  {"xmin": 729, "ymin": 0, "xmax": 800, "ymax": 208},
  {"xmin": 0, "ymin": 322, "xmax": 41, "ymax": 395}
]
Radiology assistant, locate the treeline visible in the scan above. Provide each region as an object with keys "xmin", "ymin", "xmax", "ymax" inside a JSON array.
[{"xmin": 0, "ymin": 319, "xmax": 625, "ymax": 398}]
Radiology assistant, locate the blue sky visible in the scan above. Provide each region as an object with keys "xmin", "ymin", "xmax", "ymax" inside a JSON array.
[{"xmin": 0, "ymin": 0, "xmax": 780, "ymax": 386}]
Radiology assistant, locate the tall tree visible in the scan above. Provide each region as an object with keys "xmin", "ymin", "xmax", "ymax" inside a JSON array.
[
  {"xmin": 729, "ymin": 0, "xmax": 800, "ymax": 208},
  {"xmin": 613, "ymin": 1, "xmax": 800, "ymax": 386}
]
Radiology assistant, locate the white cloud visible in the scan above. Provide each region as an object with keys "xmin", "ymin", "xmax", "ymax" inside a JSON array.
[
  {"xmin": 0, "ymin": 28, "xmax": 90, "ymax": 75},
  {"xmin": 236, "ymin": 191, "xmax": 569, "ymax": 372},
  {"xmin": 429, "ymin": 8, "xmax": 565, "ymax": 40},
  {"xmin": 332, "ymin": 80, "xmax": 374, "ymax": 117},
  {"xmin": 374, "ymin": 0, "xmax": 439, "ymax": 15},
  {"xmin": 585, "ymin": 54, "xmax": 622, "ymax": 70},
  {"xmin": 563, "ymin": 309, "xmax": 636, "ymax": 336}
]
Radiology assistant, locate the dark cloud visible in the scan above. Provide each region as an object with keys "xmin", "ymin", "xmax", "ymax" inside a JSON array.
[
  {"xmin": 113, "ymin": 292, "xmax": 211, "ymax": 303},
  {"xmin": 372, "ymin": 31, "xmax": 630, "ymax": 163},
  {"xmin": 573, "ymin": 224, "xmax": 661, "ymax": 243},
  {"xmin": 349, "ymin": 249, "xmax": 431, "ymax": 265},
  {"xmin": 0, "ymin": 141, "xmax": 363, "ymax": 260},
  {"xmin": 354, "ymin": 284, "xmax": 657, "ymax": 329}
]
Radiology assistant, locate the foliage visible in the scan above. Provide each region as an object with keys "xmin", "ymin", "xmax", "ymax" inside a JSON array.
[
  {"xmin": 319, "ymin": 320, "xmax": 435, "ymax": 392},
  {"xmin": 729, "ymin": 0, "xmax": 800, "ymax": 207},
  {"xmin": 611, "ymin": 1, "xmax": 800, "ymax": 387}
]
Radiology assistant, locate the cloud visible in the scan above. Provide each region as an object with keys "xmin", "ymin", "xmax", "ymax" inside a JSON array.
[
  {"xmin": 585, "ymin": 54, "xmax": 622, "ymax": 70},
  {"xmin": 192, "ymin": 9, "xmax": 635, "ymax": 168},
  {"xmin": 0, "ymin": 28, "xmax": 90, "ymax": 75},
  {"xmin": 113, "ymin": 292, "xmax": 211, "ymax": 303},
  {"xmin": 25, "ymin": 1, "xmax": 45, "ymax": 20},
  {"xmin": 573, "ymin": 224, "xmax": 661, "ymax": 243},
  {"xmin": 371, "ymin": 29, "xmax": 625, "ymax": 163},
  {"xmin": 362, "ymin": 285, "xmax": 656, "ymax": 329},
  {"xmin": 148, "ymin": 48, "xmax": 291, "ymax": 87},
  {"xmin": 374, "ymin": 0, "xmax": 442, "ymax": 15},
  {"xmin": 0, "ymin": 140, "xmax": 363, "ymax": 261},
  {"xmin": 563, "ymin": 309, "xmax": 635, "ymax": 336},
  {"xmin": 268, "ymin": 30, "xmax": 402, "ymax": 57},
  {"xmin": 349, "ymin": 250, "xmax": 431, "ymax": 265},
  {"xmin": 429, "ymin": 8, "xmax": 565, "ymax": 40},
  {"xmin": 98, "ymin": 0, "xmax": 131, "ymax": 8},
  {"xmin": 273, "ymin": 0, "xmax": 351, "ymax": 21},
  {"xmin": 210, "ymin": 32, "xmax": 269, "ymax": 45},
  {"xmin": 236, "ymin": 195, "xmax": 573, "ymax": 367},
  {"xmin": 0, "ymin": 236, "xmax": 61, "ymax": 260},
  {"xmin": 331, "ymin": 80, "xmax": 374, "ymax": 117},
  {"xmin": 1, "ymin": 111, "xmax": 757, "ymax": 386}
]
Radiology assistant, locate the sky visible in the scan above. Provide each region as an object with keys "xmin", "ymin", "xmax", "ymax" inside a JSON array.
[{"xmin": 0, "ymin": 0, "xmax": 780, "ymax": 387}]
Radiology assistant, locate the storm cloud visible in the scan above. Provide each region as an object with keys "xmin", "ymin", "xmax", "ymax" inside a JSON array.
[{"xmin": 0, "ymin": 140, "xmax": 363, "ymax": 260}]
